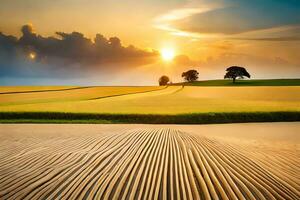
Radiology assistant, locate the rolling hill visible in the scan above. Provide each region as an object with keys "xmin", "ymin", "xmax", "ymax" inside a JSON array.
[{"xmin": 171, "ymin": 79, "xmax": 300, "ymax": 86}]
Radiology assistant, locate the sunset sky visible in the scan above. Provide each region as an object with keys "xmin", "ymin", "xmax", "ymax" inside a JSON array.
[{"xmin": 1, "ymin": 0, "xmax": 300, "ymax": 85}]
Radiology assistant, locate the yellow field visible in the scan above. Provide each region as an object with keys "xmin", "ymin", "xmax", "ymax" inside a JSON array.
[
  {"xmin": 0, "ymin": 86, "xmax": 162, "ymax": 106},
  {"xmin": 0, "ymin": 123, "xmax": 299, "ymax": 199},
  {"xmin": 0, "ymin": 86, "xmax": 299, "ymax": 114},
  {"xmin": 0, "ymin": 86, "xmax": 75, "ymax": 93}
]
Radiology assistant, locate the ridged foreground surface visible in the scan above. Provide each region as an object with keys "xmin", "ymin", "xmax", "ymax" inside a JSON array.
[{"xmin": 0, "ymin": 127, "xmax": 299, "ymax": 199}]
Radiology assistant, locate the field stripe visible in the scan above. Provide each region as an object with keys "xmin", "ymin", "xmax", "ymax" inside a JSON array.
[
  {"xmin": 0, "ymin": 86, "xmax": 93, "ymax": 95},
  {"xmin": 87, "ymin": 86, "xmax": 168, "ymax": 100},
  {"xmin": 0, "ymin": 128, "xmax": 299, "ymax": 199}
]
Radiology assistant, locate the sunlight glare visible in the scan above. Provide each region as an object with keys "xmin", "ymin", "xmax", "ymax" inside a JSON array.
[
  {"xmin": 29, "ymin": 52, "xmax": 36, "ymax": 60},
  {"xmin": 161, "ymin": 48, "xmax": 175, "ymax": 61}
]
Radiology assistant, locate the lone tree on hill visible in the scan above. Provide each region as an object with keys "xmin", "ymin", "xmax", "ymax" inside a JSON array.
[
  {"xmin": 182, "ymin": 70, "xmax": 199, "ymax": 82},
  {"xmin": 224, "ymin": 66, "xmax": 250, "ymax": 83},
  {"xmin": 158, "ymin": 75, "xmax": 170, "ymax": 86}
]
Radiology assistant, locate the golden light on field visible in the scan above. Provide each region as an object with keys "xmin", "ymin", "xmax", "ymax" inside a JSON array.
[
  {"xmin": 1, "ymin": 86, "xmax": 299, "ymax": 114},
  {"xmin": 29, "ymin": 52, "xmax": 36, "ymax": 60},
  {"xmin": 161, "ymin": 48, "xmax": 175, "ymax": 61}
]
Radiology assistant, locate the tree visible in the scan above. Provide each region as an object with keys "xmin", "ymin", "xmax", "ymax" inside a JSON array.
[
  {"xmin": 158, "ymin": 75, "xmax": 170, "ymax": 86},
  {"xmin": 224, "ymin": 66, "xmax": 250, "ymax": 83},
  {"xmin": 182, "ymin": 70, "xmax": 199, "ymax": 82}
]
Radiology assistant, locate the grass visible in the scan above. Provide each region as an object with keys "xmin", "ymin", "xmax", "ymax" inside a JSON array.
[
  {"xmin": 0, "ymin": 111, "xmax": 300, "ymax": 124},
  {"xmin": 171, "ymin": 79, "xmax": 300, "ymax": 86}
]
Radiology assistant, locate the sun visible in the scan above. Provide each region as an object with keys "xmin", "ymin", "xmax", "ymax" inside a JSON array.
[
  {"xmin": 29, "ymin": 52, "xmax": 36, "ymax": 60},
  {"xmin": 161, "ymin": 48, "xmax": 175, "ymax": 61}
]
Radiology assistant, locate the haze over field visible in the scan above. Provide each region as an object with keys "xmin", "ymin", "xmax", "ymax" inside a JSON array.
[{"xmin": 1, "ymin": 0, "xmax": 300, "ymax": 85}]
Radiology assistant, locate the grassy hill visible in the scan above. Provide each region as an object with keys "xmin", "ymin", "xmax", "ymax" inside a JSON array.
[{"xmin": 171, "ymin": 79, "xmax": 300, "ymax": 86}]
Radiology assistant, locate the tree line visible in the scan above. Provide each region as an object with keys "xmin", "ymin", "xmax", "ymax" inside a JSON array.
[{"xmin": 159, "ymin": 66, "xmax": 251, "ymax": 86}]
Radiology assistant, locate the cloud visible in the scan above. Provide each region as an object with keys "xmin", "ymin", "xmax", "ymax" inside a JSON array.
[
  {"xmin": 153, "ymin": 1, "xmax": 221, "ymax": 38},
  {"xmin": 0, "ymin": 24, "xmax": 159, "ymax": 79},
  {"xmin": 154, "ymin": 0, "xmax": 300, "ymax": 40},
  {"xmin": 230, "ymin": 25, "xmax": 300, "ymax": 42},
  {"xmin": 174, "ymin": 54, "xmax": 197, "ymax": 66},
  {"xmin": 231, "ymin": 36, "xmax": 300, "ymax": 42}
]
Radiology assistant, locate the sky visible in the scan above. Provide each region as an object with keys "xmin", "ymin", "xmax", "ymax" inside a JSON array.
[{"xmin": 0, "ymin": 0, "xmax": 300, "ymax": 85}]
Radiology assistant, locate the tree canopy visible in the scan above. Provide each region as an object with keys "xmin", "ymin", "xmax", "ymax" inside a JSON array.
[
  {"xmin": 182, "ymin": 70, "xmax": 199, "ymax": 82},
  {"xmin": 224, "ymin": 66, "xmax": 250, "ymax": 83},
  {"xmin": 158, "ymin": 75, "xmax": 170, "ymax": 86}
]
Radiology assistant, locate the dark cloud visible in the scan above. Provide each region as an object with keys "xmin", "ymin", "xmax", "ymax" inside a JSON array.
[{"xmin": 0, "ymin": 24, "xmax": 158, "ymax": 79}]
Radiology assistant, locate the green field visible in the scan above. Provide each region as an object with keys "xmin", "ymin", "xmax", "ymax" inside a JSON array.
[
  {"xmin": 0, "ymin": 80, "xmax": 300, "ymax": 123},
  {"xmin": 171, "ymin": 79, "xmax": 300, "ymax": 86}
]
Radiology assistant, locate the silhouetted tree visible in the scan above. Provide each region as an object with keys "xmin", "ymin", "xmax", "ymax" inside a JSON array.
[
  {"xmin": 182, "ymin": 70, "xmax": 199, "ymax": 82},
  {"xmin": 158, "ymin": 75, "xmax": 170, "ymax": 86},
  {"xmin": 224, "ymin": 66, "xmax": 250, "ymax": 83}
]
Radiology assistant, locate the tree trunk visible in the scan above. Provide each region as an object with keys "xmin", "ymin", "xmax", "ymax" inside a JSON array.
[{"xmin": 233, "ymin": 77, "xmax": 236, "ymax": 83}]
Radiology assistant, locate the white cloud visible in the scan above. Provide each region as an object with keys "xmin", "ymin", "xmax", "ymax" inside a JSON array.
[{"xmin": 153, "ymin": 1, "xmax": 222, "ymax": 39}]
